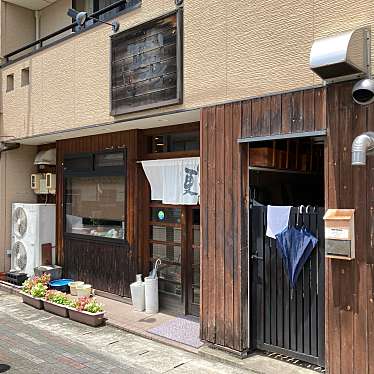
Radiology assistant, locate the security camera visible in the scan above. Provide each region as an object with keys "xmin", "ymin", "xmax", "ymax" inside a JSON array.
[{"xmin": 352, "ymin": 78, "xmax": 374, "ymax": 105}]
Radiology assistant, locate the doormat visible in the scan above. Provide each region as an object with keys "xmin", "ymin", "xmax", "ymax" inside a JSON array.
[{"xmin": 147, "ymin": 315, "xmax": 203, "ymax": 348}]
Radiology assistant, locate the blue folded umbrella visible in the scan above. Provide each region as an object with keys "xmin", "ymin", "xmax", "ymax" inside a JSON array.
[{"xmin": 275, "ymin": 226, "xmax": 318, "ymax": 288}]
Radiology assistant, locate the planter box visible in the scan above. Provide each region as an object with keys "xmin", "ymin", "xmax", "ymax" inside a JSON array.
[
  {"xmin": 68, "ymin": 308, "xmax": 105, "ymax": 327},
  {"xmin": 20, "ymin": 292, "xmax": 44, "ymax": 310},
  {"xmin": 43, "ymin": 300, "xmax": 69, "ymax": 317}
]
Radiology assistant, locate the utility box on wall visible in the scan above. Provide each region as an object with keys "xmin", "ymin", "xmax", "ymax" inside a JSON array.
[
  {"xmin": 31, "ymin": 173, "xmax": 56, "ymax": 194},
  {"xmin": 323, "ymin": 209, "xmax": 355, "ymax": 260}
]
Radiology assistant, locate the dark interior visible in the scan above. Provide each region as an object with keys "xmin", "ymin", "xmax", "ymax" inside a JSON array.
[{"xmin": 249, "ymin": 137, "xmax": 324, "ymax": 207}]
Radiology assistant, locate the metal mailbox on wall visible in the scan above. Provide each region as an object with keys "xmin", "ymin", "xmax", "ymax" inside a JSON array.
[{"xmin": 323, "ymin": 209, "xmax": 355, "ymax": 260}]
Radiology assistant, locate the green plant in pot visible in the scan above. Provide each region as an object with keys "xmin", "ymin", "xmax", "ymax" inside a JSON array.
[
  {"xmin": 21, "ymin": 279, "xmax": 33, "ymax": 294},
  {"xmin": 22, "ymin": 273, "xmax": 51, "ymax": 294},
  {"xmin": 84, "ymin": 299, "xmax": 104, "ymax": 314},
  {"xmin": 45, "ymin": 290, "xmax": 74, "ymax": 306},
  {"xmin": 72, "ymin": 296, "xmax": 104, "ymax": 313},
  {"xmin": 30, "ymin": 283, "xmax": 47, "ymax": 298},
  {"xmin": 68, "ymin": 297, "xmax": 105, "ymax": 327}
]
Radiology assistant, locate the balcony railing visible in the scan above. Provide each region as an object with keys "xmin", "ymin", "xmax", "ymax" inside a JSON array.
[{"xmin": 3, "ymin": 0, "xmax": 141, "ymax": 64}]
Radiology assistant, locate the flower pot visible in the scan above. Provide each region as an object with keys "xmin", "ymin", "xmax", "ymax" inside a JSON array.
[
  {"xmin": 69, "ymin": 281, "xmax": 84, "ymax": 296},
  {"xmin": 48, "ymin": 279, "xmax": 73, "ymax": 293},
  {"xmin": 76, "ymin": 284, "xmax": 92, "ymax": 298},
  {"xmin": 20, "ymin": 292, "xmax": 44, "ymax": 310},
  {"xmin": 43, "ymin": 300, "xmax": 69, "ymax": 317},
  {"xmin": 68, "ymin": 308, "xmax": 105, "ymax": 327}
]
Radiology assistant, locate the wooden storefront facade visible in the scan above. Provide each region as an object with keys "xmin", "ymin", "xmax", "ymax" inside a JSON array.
[
  {"xmin": 49, "ymin": 80, "xmax": 374, "ymax": 372},
  {"xmin": 200, "ymin": 81, "xmax": 374, "ymax": 373},
  {"xmin": 55, "ymin": 123, "xmax": 201, "ymax": 315}
]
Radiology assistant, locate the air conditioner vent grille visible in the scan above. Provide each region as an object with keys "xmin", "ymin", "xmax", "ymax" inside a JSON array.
[{"xmin": 13, "ymin": 207, "xmax": 27, "ymax": 239}]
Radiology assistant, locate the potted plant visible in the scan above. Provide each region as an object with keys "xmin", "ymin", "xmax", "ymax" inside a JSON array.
[
  {"xmin": 20, "ymin": 274, "xmax": 50, "ymax": 309},
  {"xmin": 43, "ymin": 290, "xmax": 74, "ymax": 317},
  {"xmin": 68, "ymin": 296, "xmax": 105, "ymax": 327}
]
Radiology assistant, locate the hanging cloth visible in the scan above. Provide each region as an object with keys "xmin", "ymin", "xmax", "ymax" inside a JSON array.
[
  {"xmin": 266, "ymin": 205, "xmax": 292, "ymax": 239},
  {"xmin": 275, "ymin": 226, "xmax": 318, "ymax": 288},
  {"xmin": 141, "ymin": 157, "xmax": 200, "ymax": 205},
  {"xmin": 141, "ymin": 160, "xmax": 164, "ymax": 201}
]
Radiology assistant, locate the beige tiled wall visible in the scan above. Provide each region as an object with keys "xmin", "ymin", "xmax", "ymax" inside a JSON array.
[
  {"xmin": 1, "ymin": 0, "xmax": 374, "ymax": 139},
  {"xmin": 0, "ymin": 146, "xmax": 37, "ymax": 272}
]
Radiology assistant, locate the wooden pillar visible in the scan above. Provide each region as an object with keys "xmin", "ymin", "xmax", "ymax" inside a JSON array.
[
  {"xmin": 325, "ymin": 81, "xmax": 374, "ymax": 374},
  {"xmin": 200, "ymin": 103, "xmax": 249, "ymax": 353}
]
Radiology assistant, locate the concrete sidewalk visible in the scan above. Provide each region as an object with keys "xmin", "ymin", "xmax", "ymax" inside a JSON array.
[
  {"xmin": 0, "ymin": 289, "xmax": 319, "ymax": 374},
  {"xmin": 0, "ymin": 290, "xmax": 249, "ymax": 373}
]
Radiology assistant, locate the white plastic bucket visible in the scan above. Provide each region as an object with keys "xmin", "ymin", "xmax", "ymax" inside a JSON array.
[
  {"xmin": 130, "ymin": 274, "xmax": 145, "ymax": 312},
  {"xmin": 76, "ymin": 284, "xmax": 92, "ymax": 298},
  {"xmin": 69, "ymin": 281, "xmax": 84, "ymax": 296},
  {"xmin": 144, "ymin": 276, "xmax": 159, "ymax": 314}
]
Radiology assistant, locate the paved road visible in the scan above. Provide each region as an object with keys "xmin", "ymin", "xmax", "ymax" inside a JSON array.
[{"xmin": 0, "ymin": 291, "xmax": 249, "ymax": 374}]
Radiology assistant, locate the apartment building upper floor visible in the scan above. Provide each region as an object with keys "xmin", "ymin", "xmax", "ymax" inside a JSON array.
[{"xmin": 0, "ymin": 0, "xmax": 374, "ymax": 142}]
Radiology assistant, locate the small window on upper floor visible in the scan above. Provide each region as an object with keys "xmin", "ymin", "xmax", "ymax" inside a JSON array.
[
  {"xmin": 21, "ymin": 68, "xmax": 30, "ymax": 87},
  {"xmin": 6, "ymin": 74, "xmax": 14, "ymax": 92},
  {"xmin": 146, "ymin": 130, "xmax": 200, "ymax": 154}
]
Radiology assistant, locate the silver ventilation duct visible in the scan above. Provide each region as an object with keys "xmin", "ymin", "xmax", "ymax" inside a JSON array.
[
  {"xmin": 34, "ymin": 148, "xmax": 56, "ymax": 165},
  {"xmin": 351, "ymin": 132, "xmax": 374, "ymax": 165},
  {"xmin": 310, "ymin": 27, "xmax": 370, "ymax": 81}
]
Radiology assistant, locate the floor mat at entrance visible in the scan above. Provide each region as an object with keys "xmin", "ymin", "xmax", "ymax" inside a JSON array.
[{"xmin": 147, "ymin": 315, "xmax": 203, "ymax": 348}]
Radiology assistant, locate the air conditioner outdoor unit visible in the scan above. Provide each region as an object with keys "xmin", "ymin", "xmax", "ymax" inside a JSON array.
[{"xmin": 11, "ymin": 203, "xmax": 56, "ymax": 276}]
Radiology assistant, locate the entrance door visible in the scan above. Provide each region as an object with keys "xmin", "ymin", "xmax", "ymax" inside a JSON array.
[
  {"xmin": 186, "ymin": 207, "xmax": 200, "ymax": 316},
  {"xmin": 148, "ymin": 203, "xmax": 200, "ymax": 316},
  {"xmin": 250, "ymin": 206, "xmax": 325, "ymax": 366}
]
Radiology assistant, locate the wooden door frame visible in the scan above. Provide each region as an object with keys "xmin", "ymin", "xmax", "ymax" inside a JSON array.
[
  {"xmin": 138, "ymin": 123, "xmax": 201, "ymax": 315},
  {"xmin": 185, "ymin": 205, "xmax": 200, "ymax": 316}
]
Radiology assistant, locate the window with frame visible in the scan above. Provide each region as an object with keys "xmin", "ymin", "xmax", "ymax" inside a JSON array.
[
  {"xmin": 146, "ymin": 130, "xmax": 199, "ymax": 154},
  {"xmin": 64, "ymin": 150, "xmax": 127, "ymax": 240}
]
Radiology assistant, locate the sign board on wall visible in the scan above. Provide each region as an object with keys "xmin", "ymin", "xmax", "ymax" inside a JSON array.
[{"xmin": 111, "ymin": 10, "xmax": 183, "ymax": 115}]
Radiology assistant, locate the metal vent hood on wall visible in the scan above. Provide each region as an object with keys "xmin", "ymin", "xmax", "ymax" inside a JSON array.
[
  {"xmin": 310, "ymin": 27, "xmax": 370, "ymax": 81},
  {"xmin": 34, "ymin": 148, "xmax": 56, "ymax": 165}
]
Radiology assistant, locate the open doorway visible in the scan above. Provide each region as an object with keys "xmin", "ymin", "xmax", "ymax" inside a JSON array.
[{"xmin": 249, "ymin": 136, "xmax": 325, "ymax": 367}]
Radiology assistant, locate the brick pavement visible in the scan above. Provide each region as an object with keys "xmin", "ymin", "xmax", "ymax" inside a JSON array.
[{"xmin": 0, "ymin": 291, "xmax": 250, "ymax": 374}]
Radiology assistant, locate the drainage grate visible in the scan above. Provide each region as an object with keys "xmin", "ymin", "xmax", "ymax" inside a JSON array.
[{"xmin": 265, "ymin": 351, "xmax": 325, "ymax": 372}]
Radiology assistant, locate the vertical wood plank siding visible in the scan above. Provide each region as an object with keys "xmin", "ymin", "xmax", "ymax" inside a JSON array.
[
  {"xmin": 201, "ymin": 103, "xmax": 249, "ymax": 352},
  {"xmin": 241, "ymin": 87, "xmax": 327, "ymax": 137},
  {"xmin": 325, "ymin": 81, "xmax": 374, "ymax": 374},
  {"xmin": 200, "ymin": 87, "xmax": 326, "ymax": 352},
  {"xmin": 201, "ymin": 82, "xmax": 374, "ymax": 374},
  {"xmin": 56, "ymin": 130, "xmax": 139, "ymax": 297}
]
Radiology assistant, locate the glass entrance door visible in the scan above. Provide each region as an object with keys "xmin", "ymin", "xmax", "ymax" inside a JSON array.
[
  {"xmin": 149, "ymin": 204, "xmax": 183, "ymax": 314},
  {"xmin": 147, "ymin": 203, "xmax": 200, "ymax": 316}
]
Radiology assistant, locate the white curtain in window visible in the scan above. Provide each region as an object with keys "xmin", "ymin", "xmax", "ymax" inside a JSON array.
[{"xmin": 141, "ymin": 157, "xmax": 200, "ymax": 205}]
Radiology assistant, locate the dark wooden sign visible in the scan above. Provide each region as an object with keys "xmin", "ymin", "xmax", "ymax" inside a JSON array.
[{"xmin": 111, "ymin": 10, "xmax": 183, "ymax": 115}]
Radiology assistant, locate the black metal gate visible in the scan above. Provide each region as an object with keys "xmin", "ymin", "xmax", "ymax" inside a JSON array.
[{"xmin": 250, "ymin": 206, "xmax": 325, "ymax": 366}]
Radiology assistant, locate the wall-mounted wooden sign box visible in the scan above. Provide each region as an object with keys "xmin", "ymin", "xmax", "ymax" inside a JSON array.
[
  {"xmin": 111, "ymin": 10, "xmax": 183, "ymax": 115},
  {"xmin": 323, "ymin": 209, "xmax": 355, "ymax": 260}
]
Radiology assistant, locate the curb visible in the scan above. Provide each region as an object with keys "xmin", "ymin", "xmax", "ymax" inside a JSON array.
[{"xmin": 0, "ymin": 281, "xmax": 21, "ymax": 295}]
